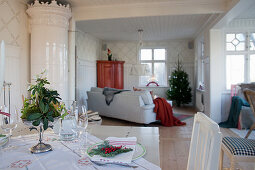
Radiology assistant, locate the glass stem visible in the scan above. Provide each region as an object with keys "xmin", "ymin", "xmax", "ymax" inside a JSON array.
[
  {"xmin": 9, "ymin": 129, "xmax": 12, "ymax": 137},
  {"xmin": 85, "ymin": 130, "xmax": 87, "ymax": 145},
  {"xmin": 39, "ymin": 125, "xmax": 43, "ymax": 144}
]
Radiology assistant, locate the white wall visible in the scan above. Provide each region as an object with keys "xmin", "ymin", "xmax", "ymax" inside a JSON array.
[
  {"xmin": 195, "ymin": 27, "xmax": 225, "ymax": 122},
  {"xmin": 101, "ymin": 40, "xmax": 195, "ymax": 103},
  {"xmin": 209, "ymin": 29, "xmax": 225, "ymax": 123},
  {"xmin": 194, "ymin": 14, "xmax": 222, "ymax": 118},
  {"xmin": 0, "ymin": 0, "xmax": 29, "ymax": 116},
  {"xmin": 75, "ymin": 29, "xmax": 102, "ymax": 107}
]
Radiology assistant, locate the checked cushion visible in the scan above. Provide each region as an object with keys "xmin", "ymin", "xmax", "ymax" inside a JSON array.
[{"xmin": 223, "ymin": 137, "xmax": 255, "ymax": 156}]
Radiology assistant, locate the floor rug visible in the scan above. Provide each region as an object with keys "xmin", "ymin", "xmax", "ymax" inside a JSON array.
[
  {"xmin": 173, "ymin": 113, "xmax": 193, "ymax": 121},
  {"xmin": 230, "ymin": 128, "xmax": 255, "ymax": 140}
]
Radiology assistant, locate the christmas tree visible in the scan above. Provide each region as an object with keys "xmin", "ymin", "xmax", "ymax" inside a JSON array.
[{"xmin": 166, "ymin": 59, "xmax": 192, "ymax": 107}]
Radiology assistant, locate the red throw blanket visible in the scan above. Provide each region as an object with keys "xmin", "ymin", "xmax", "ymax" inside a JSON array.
[{"xmin": 153, "ymin": 98, "xmax": 186, "ymax": 126}]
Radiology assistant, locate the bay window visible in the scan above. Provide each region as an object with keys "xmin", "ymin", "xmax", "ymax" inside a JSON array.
[{"xmin": 225, "ymin": 32, "xmax": 255, "ymax": 89}]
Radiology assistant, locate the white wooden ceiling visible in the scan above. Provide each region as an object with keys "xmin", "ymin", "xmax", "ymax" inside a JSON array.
[
  {"xmin": 236, "ymin": 2, "xmax": 255, "ymax": 19},
  {"xmin": 26, "ymin": 0, "xmax": 227, "ymax": 7},
  {"xmin": 76, "ymin": 14, "xmax": 214, "ymax": 41},
  {"xmin": 24, "ymin": 0, "xmax": 233, "ymax": 41},
  {"xmin": 69, "ymin": 0, "xmax": 224, "ymax": 7},
  {"xmin": 70, "ymin": 0, "xmax": 172, "ymax": 7}
]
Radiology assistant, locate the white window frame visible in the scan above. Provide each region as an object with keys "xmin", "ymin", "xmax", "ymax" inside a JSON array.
[
  {"xmin": 224, "ymin": 31, "xmax": 255, "ymax": 90},
  {"xmin": 201, "ymin": 41, "xmax": 205, "ymax": 85},
  {"xmin": 138, "ymin": 47, "xmax": 167, "ymax": 87}
]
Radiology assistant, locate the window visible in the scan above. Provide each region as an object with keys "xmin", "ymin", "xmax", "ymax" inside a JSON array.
[
  {"xmin": 225, "ymin": 32, "xmax": 255, "ymax": 89},
  {"xmin": 139, "ymin": 48, "xmax": 167, "ymax": 86},
  {"xmin": 201, "ymin": 41, "xmax": 205, "ymax": 84},
  {"xmin": 197, "ymin": 39, "xmax": 205, "ymax": 89}
]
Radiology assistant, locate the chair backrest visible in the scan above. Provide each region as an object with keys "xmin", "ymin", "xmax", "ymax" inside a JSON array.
[
  {"xmin": 231, "ymin": 84, "xmax": 238, "ymax": 97},
  {"xmin": 244, "ymin": 89, "xmax": 255, "ymax": 117},
  {"xmin": 187, "ymin": 112, "xmax": 222, "ymax": 170}
]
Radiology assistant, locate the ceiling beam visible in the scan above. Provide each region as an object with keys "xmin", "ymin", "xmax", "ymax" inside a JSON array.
[{"xmin": 73, "ymin": 1, "xmax": 227, "ymax": 21}]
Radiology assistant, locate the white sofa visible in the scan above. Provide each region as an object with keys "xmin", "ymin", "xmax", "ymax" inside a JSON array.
[{"xmin": 87, "ymin": 87, "xmax": 157, "ymax": 124}]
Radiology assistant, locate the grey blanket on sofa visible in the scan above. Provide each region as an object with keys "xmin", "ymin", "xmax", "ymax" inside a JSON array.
[{"xmin": 102, "ymin": 87, "xmax": 130, "ymax": 105}]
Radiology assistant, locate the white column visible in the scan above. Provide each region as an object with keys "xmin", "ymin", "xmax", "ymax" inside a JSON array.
[{"xmin": 27, "ymin": 0, "xmax": 71, "ymax": 100}]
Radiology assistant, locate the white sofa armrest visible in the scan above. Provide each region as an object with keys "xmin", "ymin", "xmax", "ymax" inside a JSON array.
[{"xmin": 141, "ymin": 104, "xmax": 155, "ymax": 110}]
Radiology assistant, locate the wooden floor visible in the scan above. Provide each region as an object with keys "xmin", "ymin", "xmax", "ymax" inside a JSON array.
[{"xmin": 101, "ymin": 107, "xmax": 254, "ymax": 170}]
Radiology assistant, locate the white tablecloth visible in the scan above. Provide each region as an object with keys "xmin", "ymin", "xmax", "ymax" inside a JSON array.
[{"xmin": 0, "ymin": 132, "xmax": 161, "ymax": 170}]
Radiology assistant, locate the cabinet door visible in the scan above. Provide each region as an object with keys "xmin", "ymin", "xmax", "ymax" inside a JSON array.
[
  {"xmin": 114, "ymin": 63, "xmax": 124, "ymax": 89},
  {"xmin": 97, "ymin": 63, "xmax": 114, "ymax": 88}
]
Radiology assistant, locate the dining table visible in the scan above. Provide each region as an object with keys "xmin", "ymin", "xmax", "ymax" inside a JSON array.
[{"xmin": 0, "ymin": 122, "xmax": 161, "ymax": 170}]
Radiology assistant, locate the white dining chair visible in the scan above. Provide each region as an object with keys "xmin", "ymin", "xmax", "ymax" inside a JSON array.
[{"xmin": 187, "ymin": 112, "xmax": 222, "ymax": 170}]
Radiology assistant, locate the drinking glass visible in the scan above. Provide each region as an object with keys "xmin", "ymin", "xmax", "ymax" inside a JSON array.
[
  {"xmin": 62, "ymin": 100, "xmax": 77, "ymax": 116},
  {"xmin": 59, "ymin": 100, "xmax": 77, "ymax": 141},
  {"xmin": 59, "ymin": 116, "xmax": 77, "ymax": 141}
]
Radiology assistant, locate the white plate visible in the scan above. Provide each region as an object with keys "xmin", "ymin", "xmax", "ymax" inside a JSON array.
[{"xmin": 87, "ymin": 142, "xmax": 146, "ymax": 161}]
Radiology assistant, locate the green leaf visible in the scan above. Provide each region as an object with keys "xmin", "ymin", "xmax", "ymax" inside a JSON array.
[
  {"xmin": 43, "ymin": 117, "xmax": 48, "ymax": 130},
  {"xmin": 60, "ymin": 110, "xmax": 68, "ymax": 120},
  {"xmin": 0, "ymin": 134, "xmax": 6, "ymax": 137},
  {"xmin": 32, "ymin": 118, "xmax": 41, "ymax": 126},
  {"xmin": 44, "ymin": 104, "xmax": 49, "ymax": 113},
  {"xmin": 47, "ymin": 115, "xmax": 54, "ymax": 122},
  {"xmin": 47, "ymin": 111, "xmax": 53, "ymax": 116},
  {"xmin": 39, "ymin": 100, "xmax": 45, "ymax": 113},
  {"xmin": 27, "ymin": 113, "xmax": 42, "ymax": 121},
  {"xmin": 88, "ymin": 141, "xmax": 133, "ymax": 157}
]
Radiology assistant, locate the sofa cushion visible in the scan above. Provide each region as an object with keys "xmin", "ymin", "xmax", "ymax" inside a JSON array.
[
  {"xmin": 133, "ymin": 87, "xmax": 154, "ymax": 99},
  {"xmin": 239, "ymin": 106, "xmax": 255, "ymax": 129},
  {"xmin": 121, "ymin": 91, "xmax": 153, "ymax": 105},
  {"xmin": 138, "ymin": 91, "xmax": 153, "ymax": 105},
  {"xmin": 91, "ymin": 87, "xmax": 103, "ymax": 92},
  {"xmin": 240, "ymin": 83, "xmax": 255, "ymax": 91},
  {"xmin": 237, "ymin": 83, "xmax": 255, "ymax": 99}
]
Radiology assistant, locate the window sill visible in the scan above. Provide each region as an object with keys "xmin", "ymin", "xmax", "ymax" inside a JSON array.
[
  {"xmin": 138, "ymin": 86, "xmax": 169, "ymax": 88},
  {"xmin": 222, "ymin": 90, "xmax": 231, "ymax": 94},
  {"xmin": 196, "ymin": 89, "xmax": 205, "ymax": 92}
]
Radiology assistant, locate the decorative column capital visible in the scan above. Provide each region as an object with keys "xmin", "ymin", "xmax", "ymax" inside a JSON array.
[{"xmin": 27, "ymin": 0, "xmax": 72, "ymax": 29}]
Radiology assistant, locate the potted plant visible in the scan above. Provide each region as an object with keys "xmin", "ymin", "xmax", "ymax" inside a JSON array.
[
  {"xmin": 21, "ymin": 72, "xmax": 65, "ymax": 153},
  {"xmin": 107, "ymin": 48, "xmax": 112, "ymax": 61}
]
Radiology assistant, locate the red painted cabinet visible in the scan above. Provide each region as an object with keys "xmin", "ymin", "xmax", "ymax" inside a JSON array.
[{"xmin": 97, "ymin": 60, "xmax": 125, "ymax": 89}]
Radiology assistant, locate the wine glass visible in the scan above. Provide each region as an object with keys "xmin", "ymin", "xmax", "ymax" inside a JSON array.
[
  {"xmin": 76, "ymin": 105, "xmax": 88, "ymax": 156},
  {"xmin": 0, "ymin": 106, "xmax": 18, "ymax": 137},
  {"xmin": 0, "ymin": 106, "xmax": 18, "ymax": 151},
  {"xmin": 77, "ymin": 106, "xmax": 88, "ymax": 129}
]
